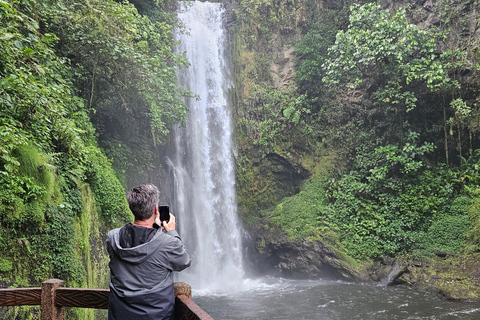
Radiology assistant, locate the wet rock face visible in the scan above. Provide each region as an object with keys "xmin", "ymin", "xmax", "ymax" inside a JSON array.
[
  {"xmin": 243, "ymin": 225, "xmax": 359, "ymax": 281},
  {"xmin": 322, "ymin": 0, "xmax": 344, "ymax": 10},
  {"xmin": 270, "ymin": 47, "xmax": 296, "ymax": 90},
  {"xmin": 272, "ymin": 239, "xmax": 353, "ymax": 280},
  {"xmin": 368, "ymin": 258, "xmax": 408, "ymax": 286},
  {"xmin": 263, "ymin": 153, "xmax": 308, "ymax": 188},
  {"xmin": 239, "ymin": 152, "xmax": 310, "ymax": 214}
]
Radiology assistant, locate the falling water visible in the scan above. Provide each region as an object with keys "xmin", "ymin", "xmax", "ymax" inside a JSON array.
[{"xmin": 168, "ymin": 1, "xmax": 244, "ymax": 292}]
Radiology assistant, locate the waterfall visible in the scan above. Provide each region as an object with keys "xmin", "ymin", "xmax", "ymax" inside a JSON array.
[{"xmin": 168, "ymin": 1, "xmax": 244, "ymax": 292}]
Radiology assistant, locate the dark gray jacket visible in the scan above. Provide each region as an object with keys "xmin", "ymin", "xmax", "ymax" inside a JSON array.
[{"xmin": 107, "ymin": 225, "xmax": 191, "ymax": 320}]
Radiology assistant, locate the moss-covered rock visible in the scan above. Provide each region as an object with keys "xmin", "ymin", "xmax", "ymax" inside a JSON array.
[
  {"xmin": 397, "ymin": 254, "xmax": 480, "ymax": 300},
  {"xmin": 244, "ymin": 220, "xmax": 367, "ymax": 280},
  {"xmin": 237, "ymin": 152, "xmax": 309, "ymax": 217}
]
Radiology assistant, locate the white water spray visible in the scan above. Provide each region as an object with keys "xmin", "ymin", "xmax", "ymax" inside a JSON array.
[{"xmin": 169, "ymin": 1, "xmax": 244, "ymax": 292}]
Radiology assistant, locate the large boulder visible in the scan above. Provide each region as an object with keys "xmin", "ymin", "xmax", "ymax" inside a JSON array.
[{"xmin": 243, "ymin": 223, "xmax": 363, "ymax": 281}]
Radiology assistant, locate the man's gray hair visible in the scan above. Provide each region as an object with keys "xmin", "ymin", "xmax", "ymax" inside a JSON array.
[{"xmin": 126, "ymin": 184, "xmax": 159, "ymax": 221}]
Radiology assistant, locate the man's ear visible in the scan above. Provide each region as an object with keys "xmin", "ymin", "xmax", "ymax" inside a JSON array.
[{"xmin": 154, "ymin": 205, "xmax": 159, "ymax": 217}]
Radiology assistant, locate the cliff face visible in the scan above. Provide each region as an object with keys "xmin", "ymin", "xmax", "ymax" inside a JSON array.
[
  {"xmin": 230, "ymin": 0, "xmax": 480, "ymax": 300},
  {"xmin": 230, "ymin": 0, "xmax": 361, "ymax": 281},
  {"xmin": 231, "ymin": 0, "xmax": 309, "ymax": 212},
  {"xmin": 0, "ymin": 183, "xmax": 116, "ymax": 320}
]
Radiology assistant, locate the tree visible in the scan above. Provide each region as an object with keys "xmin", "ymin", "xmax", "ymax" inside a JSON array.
[
  {"xmin": 40, "ymin": 0, "xmax": 190, "ymax": 184},
  {"xmin": 323, "ymin": 3, "xmax": 459, "ymax": 108}
]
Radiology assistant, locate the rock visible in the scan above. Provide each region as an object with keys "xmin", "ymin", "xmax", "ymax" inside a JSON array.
[
  {"xmin": 378, "ymin": 259, "xmax": 407, "ymax": 286},
  {"xmin": 367, "ymin": 257, "xmax": 407, "ymax": 284},
  {"xmin": 238, "ymin": 152, "xmax": 309, "ymax": 214},
  {"xmin": 396, "ymin": 254, "xmax": 480, "ymax": 300},
  {"xmin": 264, "ymin": 153, "xmax": 309, "ymax": 186},
  {"xmin": 270, "ymin": 47, "xmax": 296, "ymax": 90},
  {"xmin": 434, "ymin": 251, "xmax": 458, "ymax": 258},
  {"xmin": 243, "ymin": 223, "xmax": 362, "ymax": 281},
  {"xmin": 322, "ymin": 0, "xmax": 344, "ymax": 10}
]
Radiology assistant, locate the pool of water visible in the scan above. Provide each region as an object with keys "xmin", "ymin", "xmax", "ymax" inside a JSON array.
[{"xmin": 192, "ymin": 277, "xmax": 480, "ymax": 320}]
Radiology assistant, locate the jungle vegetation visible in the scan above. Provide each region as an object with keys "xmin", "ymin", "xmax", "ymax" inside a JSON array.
[
  {"xmin": 233, "ymin": 0, "xmax": 480, "ymax": 260},
  {"xmin": 0, "ymin": 0, "xmax": 187, "ymax": 318},
  {"xmin": 2, "ymin": 0, "xmax": 480, "ymax": 318}
]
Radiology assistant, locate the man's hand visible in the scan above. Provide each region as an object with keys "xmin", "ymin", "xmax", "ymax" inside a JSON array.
[
  {"xmin": 154, "ymin": 209, "xmax": 161, "ymax": 226},
  {"xmin": 162, "ymin": 213, "xmax": 176, "ymax": 232}
]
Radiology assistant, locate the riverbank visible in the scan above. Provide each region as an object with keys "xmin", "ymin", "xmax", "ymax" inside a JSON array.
[{"xmin": 244, "ymin": 222, "xmax": 480, "ymax": 301}]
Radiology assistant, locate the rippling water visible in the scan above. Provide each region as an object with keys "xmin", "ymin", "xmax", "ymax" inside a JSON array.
[{"xmin": 192, "ymin": 278, "xmax": 480, "ymax": 320}]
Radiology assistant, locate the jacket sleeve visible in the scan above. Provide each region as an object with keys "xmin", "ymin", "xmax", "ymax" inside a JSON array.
[
  {"xmin": 106, "ymin": 229, "xmax": 116, "ymax": 258},
  {"xmin": 163, "ymin": 230, "xmax": 192, "ymax": 271}
]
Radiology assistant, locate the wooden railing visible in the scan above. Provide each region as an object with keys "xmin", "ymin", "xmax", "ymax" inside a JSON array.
[{"xmin": 0, "ymin": 279, "xmax": 214, "ymax": 320}]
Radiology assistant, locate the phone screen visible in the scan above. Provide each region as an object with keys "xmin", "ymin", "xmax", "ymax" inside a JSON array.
[{"xmin": 159, "ymin": 205, "xmax": 170, "ymax": 224}]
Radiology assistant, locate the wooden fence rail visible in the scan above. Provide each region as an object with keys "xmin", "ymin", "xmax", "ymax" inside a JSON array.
[{"xmin": 0, "ymin": 279, "xmax": 214, "ymax": 320}]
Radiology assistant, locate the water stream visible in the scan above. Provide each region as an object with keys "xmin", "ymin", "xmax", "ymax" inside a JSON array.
[
  {"xmin": 169, "ymin": 1, "xmax": 244, "ymax": 291},
  {"xmin": 170, "ymin": 2, "xmax": 480, "ymax": 319}
]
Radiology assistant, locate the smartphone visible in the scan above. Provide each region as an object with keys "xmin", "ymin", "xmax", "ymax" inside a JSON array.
[{"xmin": 159, "ymin": 205, "xmax": 170, "ymax": 224}]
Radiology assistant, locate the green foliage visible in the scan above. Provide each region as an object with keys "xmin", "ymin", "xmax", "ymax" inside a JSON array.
[
  {"xmin": 326, "ymin": 133, "xmax": 454, "ymax": 258},
  {"xmin": 41, "ymin": 0, "xmax": 189, "ymax": 185},
  {"xmin": 295, "ymin": 10, "xmax": 337, "ymax": 97},
  {"xmin": 0, "ymin": 306, "xmax": 40, "ymax": 320},
  {"xmin": 267, "ymin": 139, "xmax": 472, "ymax": 259},
  {"xmin": 414, "ymin": 215, "xmax": 469, "ymax": 257},
  {"xmin": 463, "ymin": 150, "xmax": 480, "ymax": 250},
  {"xmin": 323, "ymin": 3, "xmax": 462, "ymax": 111},
  {"xmin": 45, "ymin": 204, "xmax": 86, "ymax": 285},
  {"xmin": 0, "ymin": 0, "xmax": 134, "ymax": 298},
  {"xmin": 87, "ymin": 150, "xmax": 131, "ymax": 223},
  {"xmin": 233, "ymin": 0, "xmax": 314, "ymax": 161},
  {"xmin": 0, "ymin": 258, "xmax": 13, "ymax": 273},
  {"xmin": 237, "ymin": 85, "xmax": 309, "ymax": 155},
  {"xmin": 15, "ymin": 144, "xmax": 57, "ymax": 202},
  {"xmin": 356, "ymin": 131, "xmax": 435, "ymax": 190},
  {"xmin": 0, "ymin": 141, "xmax": 57, "ymax": 228},
  {"xmin": 268, "ymin": 175, "xmax": 330, "ymax": 240},
  {"xmin": 266, "ymin": 130, "xmax": 471, "ymax": 259},
  {"xmin": 237, "ymin": 0, "xmax": 302, "ymax": 51},
  {"xmin": 466, "ymin": 197, "xmax": 480, "ymax": 251},
  {"xmin": 234, "ymin": 0, "xmax": 480, "ymax": 266}
]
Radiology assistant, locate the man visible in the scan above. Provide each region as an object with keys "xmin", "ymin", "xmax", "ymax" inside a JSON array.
[{"xmin": 107, "ymin": 184, "xmax": 191, "ymax": 320}]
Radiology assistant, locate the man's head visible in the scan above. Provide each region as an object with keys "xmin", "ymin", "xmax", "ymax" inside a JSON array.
[{"xmin": 127, "ymin": 184, "xmax": 159, "ymax": 221}]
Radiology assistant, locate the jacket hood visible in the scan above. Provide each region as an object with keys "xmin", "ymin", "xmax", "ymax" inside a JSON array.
[{"xmin": 109, "ymin": 228, "xmax": 165, "ymax": 264}]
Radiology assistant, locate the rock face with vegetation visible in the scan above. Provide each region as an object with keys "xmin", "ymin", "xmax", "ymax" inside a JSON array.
[
  {"xmin": 231, "ymin": 0, "xmax": 480, "ymax": 300},
  {"xmin": 245, "ymin": 222, "xmax": 363, "ymax": 280},
  {"xmin": 0, "ymin": 0, "xmax": 186, "ymax": 318},
  {"xmin": 398, "ymin": 253, "xmax": 480, "ymax": 300}
]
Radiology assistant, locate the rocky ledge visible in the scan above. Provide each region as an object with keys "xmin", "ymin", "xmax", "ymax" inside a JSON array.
[
  {"xmin": 366, "ymin": 253, "xmax": 480, "ymax": 300},
  {"xmin": 243, "ymin": 223, "xmax": 363, "ymax": 281},
  {"xmin": 244, "ymin": 224, "xmax": 480, "ymax": 300},
  {"xmin": 397, "ymin": 254, "xmax": 480, "ymax": 300}
]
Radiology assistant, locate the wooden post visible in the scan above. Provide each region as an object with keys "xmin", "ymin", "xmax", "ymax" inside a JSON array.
[
  {"xmin": 41, "ymin": 279, "xmax": 64, "ymax": 320},
  {"xmin": 174, "ymin": 282, "xmax": 192, "ymax": 299}
]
